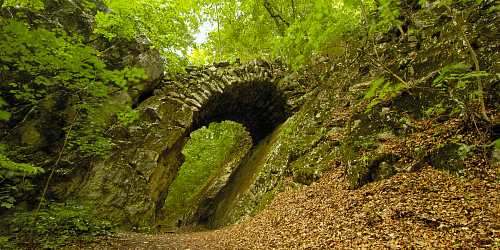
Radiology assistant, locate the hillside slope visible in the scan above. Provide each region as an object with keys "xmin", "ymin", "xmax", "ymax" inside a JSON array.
[{"xmin": 89, "ymin": 160, "xmax": 500, "ymax": 249}]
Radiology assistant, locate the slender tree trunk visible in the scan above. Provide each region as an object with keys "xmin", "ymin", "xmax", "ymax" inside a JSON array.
[
  {"xmin": 218, "ymin": 21, "xmax": 221, "ymax": 61},
  {"xmin": 359, "ymin": 0, "xmax": 380, "ymax": 59},
  {"xmin": 445, "ymin": 4, "xmax": 489, "ymax": 122},
  {"xmin": 216, "ymin": 4, "xmax": 221, "ymax": 61},
  {"xmin": 291, "ymin": 0, "xmax": 296, "ymax": 21},
  {"xmin": 28, "ymin": 95, "xmax": 86, "ymax": 248},
  {"xmin": 359, "ymin": 0, "xmax": 368, "ymax": 22}
]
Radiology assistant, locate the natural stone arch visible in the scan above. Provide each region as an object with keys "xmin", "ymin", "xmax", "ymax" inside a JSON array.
[
  {"xmin": 160, "ymin": 58, "xmax": 299, "ymax": 142},
  {"xmin": 57, "ymin": 58, "xmax": 305, "ymax": 229}
]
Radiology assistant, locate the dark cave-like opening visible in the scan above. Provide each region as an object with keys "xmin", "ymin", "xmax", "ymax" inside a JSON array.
[
  {"xmin": 133, "ymin": 88, "xmax": 155, "ymax": 109},
  {"xmin": 190, "ymin": 80, "xmax": 292, "ymax": 144}
]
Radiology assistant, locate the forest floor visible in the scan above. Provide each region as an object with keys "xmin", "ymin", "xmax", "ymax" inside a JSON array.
[{"xmin": 80, "ymin": 151, "xmax": 500, "ymax": 249}]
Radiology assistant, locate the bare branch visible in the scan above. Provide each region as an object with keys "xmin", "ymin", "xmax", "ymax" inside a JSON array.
[
  {"xmin": 359, "ymin": 47, "xmax": 410, "ymax": 89},
  {"xmin": 263, "ymin": 0, "xmax": 290, "ymax": 28}
]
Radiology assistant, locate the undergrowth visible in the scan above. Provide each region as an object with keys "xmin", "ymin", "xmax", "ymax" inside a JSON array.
[{"xmin": 0, "ymin": 200, "xmax": 116, "ymax": 249}]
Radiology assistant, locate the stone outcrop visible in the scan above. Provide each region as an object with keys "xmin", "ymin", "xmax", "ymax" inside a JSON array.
[
  {"xmin": 48, "ymin": 58, "xmax": 304, "ymax": 229},
  {"xmin": 0, "ymin": 0, "xmax": 166, "ymax": 228}
]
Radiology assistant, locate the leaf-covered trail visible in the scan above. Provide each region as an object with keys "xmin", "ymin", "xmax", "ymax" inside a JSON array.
[{"xmin": 86, "ymin": 161, "xmax": 500, "ymax": 249}]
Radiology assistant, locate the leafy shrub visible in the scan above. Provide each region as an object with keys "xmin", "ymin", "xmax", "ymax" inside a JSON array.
[{"xmin": 0, "ymin": 200, "xmax": 115, "ymax": 249}]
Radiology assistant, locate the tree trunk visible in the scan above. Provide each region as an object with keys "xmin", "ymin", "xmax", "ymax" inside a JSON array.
[{"xmin": 445, "ymin": 4, "xmax": 490, "ymax": 122}]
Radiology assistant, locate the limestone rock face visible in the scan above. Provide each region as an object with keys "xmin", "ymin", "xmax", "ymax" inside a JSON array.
[
  {"xmin": 0, "ymin": 0, "xmax": 160, "ymax": 229},
  {"xmin": 44, "ymin": 0, "xmax": 164, "ymax": 107},
  {"xmin": 100, "ymin": 35, "xmax": 164, "ymax": 106}
]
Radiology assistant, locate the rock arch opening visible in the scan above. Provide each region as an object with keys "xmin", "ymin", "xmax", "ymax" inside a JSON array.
[
  {"xmin": 188, "ymin": 73, "xmax": 292, "ymax": 143},
  {"xmin": 150, "ymin": 59, "xmax": 304, "ymax": 229},
  {"xmin": 160, "ymin": 120, "xmax": 252, "ymax": 227}
]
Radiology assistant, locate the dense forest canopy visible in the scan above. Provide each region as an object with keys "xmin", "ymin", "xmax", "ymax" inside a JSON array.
[
  {"xmin": 0, "ymin": 0, "xmax": 390, "ymax": 71},
  {"xmin": 90, "ymin": 0, "xmax": 376, "ymax": 69},
  {"xmin": 190, "ymin": 0, "xmax": 373, "ymax": 67}
]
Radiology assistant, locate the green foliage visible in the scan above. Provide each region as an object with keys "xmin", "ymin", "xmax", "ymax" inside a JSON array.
[
  {"xmin": 94, "ymin": 10, "xmax": 136, "ymax": 40},
  {"xmin": 431, "ymin": 62, "xmax": 491, "ymax": 117},
  {"xmin": 190, "ymin": 0, "xmax": 407, "ymax": 69},
  {"xmin": 369, "ymin": 0, "xmax": 404, "ymax": 35},
  {"xmin": 0, "ymin": 14, "xmax": 146, "ymax": 157},
  {"xmin": 0, "ymin": 148, "xmax": 43, "ymax": 209},
  {"xmin": 195, "ymin": 0, "xmax": 280, "ymax": 63},
  {"xmin": 494, "ymin": 139, "xmax": 500, "ymax": 148},
  {"xmin": 81, "ymin": 0, "xmax": 97, "ymax": 12},
  {"xmin": 425, "ymin": 103, "xmax": 446, "ymax": 117},
  {"xmin": 363, "ymin": 78, "xmax": 405, "ymax": 112},
  {"xmin": 0, "ymin": 98, "xmax": 44, "ymax": 210},
  {"xmin": 0, "ymin": 18, "xmax": 145, "ymax": 98},
  {"xmin": 272, "ymin": 0, "xmax": 366, "ymax": 71},
  {"xmin": 95, "ymin": 0, "xmax": 201, "ymax": 71},
  {"xmin": 1, "ymin": 200, "xmax": 116, "ymax": 249},
  {"xmin": 1, "ymin": 0, "xmax": 44, "ymax": 10},
  {"xmin": 188, "ymin": 47, "xmax": 214, "ymax": 66},
  {"xmin": 0, "ymin": 98, "xmax": 10, "ymax": 121},
  {"xmin": 162, "ymin": 121, "xmax": 251, "ymax": 215},
  {"xmin": 433, "ymin": 63, "xmax": 490, "ymax": 89},
  {"xmin": 0, "ymin": 2, "xmax": 145, "ymax": 219}
]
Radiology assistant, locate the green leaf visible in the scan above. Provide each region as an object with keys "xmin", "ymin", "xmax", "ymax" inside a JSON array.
[
  {"xmin": 451, "ymin": 63, "xmax": 470, "ymax": 71},
  {"xmin": 343, "ymin": 0, "xmax": 359, "ymax": 6},
  {"xmin": 1, "ymin": 202, "xmax": 14, "ymax": 209},
  {"xmin": 364, "ymin": 78, "xmax": 385, "ymax": 99},
  {"xmin": 0, "ymin": 110, "xmax": 10, "ymax": 121},
  {"xmin": 494, "ymin": 139, "xmax": 500, "ymax": 148},
  {"xmin": 425, "ymin": 107, "xmax": 434, "ymax": 116}
]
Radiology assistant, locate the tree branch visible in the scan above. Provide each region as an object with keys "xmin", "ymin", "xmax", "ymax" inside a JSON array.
[
  {"xmin": 264, "ymin": 0, "xmax": 290, "ymax": 28},
  {"xmin": 445, "ymin": 3, "xmax": 489, "ymax": 122},
  {"xmin": 28, "ymin": 93, "xmax": 88, "ymax": 248},
  {"xmin": 359, "ymin": 47, "xmax": 409, "ymax": 89}
]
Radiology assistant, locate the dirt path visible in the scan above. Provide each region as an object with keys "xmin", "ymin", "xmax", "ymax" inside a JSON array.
[{"xmin": 88, "ymin": 230, "xmax": 224, "ymax": 250}]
